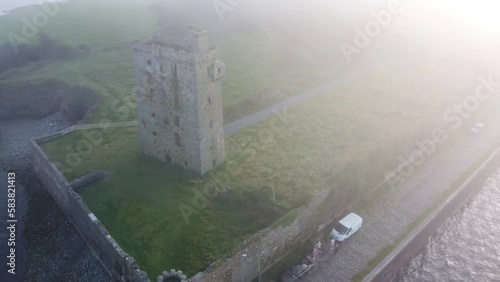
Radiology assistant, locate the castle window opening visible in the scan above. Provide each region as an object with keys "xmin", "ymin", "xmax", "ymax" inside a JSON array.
[
  {"xmin": 208, "ymin": 96, "xmax": 211, "ymax": 105},
  {"xmin": 172, "ymin": 63, "xmax": 178, "ymax": 79},
  {"xmin": 153, "ymin": 131, "xmax": 157, "ymax": 136},
  {"xmin": 175, "ymin": 133, "xmax": 181, "ymax": 146},
  {"xmin": 175, "ymin": 116, "xmax": 180, "ymax": 127},
  {"xmin": 174, "ymin": 92, "xmax": 180, "ymax": 107}
]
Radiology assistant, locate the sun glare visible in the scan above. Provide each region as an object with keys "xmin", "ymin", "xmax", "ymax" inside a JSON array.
[{"xmin": 419, "ymin": 0, "xmax": 500, "ymax": 31}]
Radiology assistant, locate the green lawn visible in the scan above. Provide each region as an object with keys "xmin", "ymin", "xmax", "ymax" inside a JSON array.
[
  {"xmin": 41, "ymin": 127, "xmax": 266, "ymax": 279},
  {"xmin": 38, "ymin": 60, "xmax": 494, "ymax": 279}
]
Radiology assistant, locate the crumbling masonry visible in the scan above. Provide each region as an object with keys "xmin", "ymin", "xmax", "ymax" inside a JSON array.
[{"xmin": 132, "ymin": 28, "xmax": 226, "ymax": 175}]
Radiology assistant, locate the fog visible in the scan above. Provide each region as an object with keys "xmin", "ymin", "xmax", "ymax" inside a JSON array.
[
  {"xmin": 151, "ymin": 0, "xmax": 500, "ymax": 70},
  {"xmin": 2, "ymin": 1, "xmax": 500, "ymax": 281}
]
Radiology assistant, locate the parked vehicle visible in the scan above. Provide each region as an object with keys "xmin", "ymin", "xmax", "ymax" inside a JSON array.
[
  {"xmin": 280, "ymin": 256, "xmax": 314, "ymax": 282},
  {"xmin": 330, "ymin": 212, "xmax": 363, "ymax": 241}
]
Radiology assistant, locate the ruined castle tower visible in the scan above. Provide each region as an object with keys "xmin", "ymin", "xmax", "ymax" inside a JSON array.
[{"xmin": 132, "ymin": 27, "xmax": 226, "ymax": 175}]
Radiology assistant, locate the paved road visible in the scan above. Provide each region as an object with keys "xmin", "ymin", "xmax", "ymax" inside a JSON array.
[
  {"xmin": 223, "ymin": 58, "xmax": 418, "ymax": 135},
  {"xmin": 299, "ymin": 90, "xmax": 500, "ymax": 280}
]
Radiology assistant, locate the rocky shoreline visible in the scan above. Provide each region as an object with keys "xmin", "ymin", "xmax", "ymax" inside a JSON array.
[{"xmin": 0, "ymin": 113, "xmax": 109, "ymax": 282}]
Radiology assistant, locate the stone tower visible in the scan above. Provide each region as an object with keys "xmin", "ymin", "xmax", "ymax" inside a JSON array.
[{"xmin": 132, "ymin": 27, "xmax": 226, "ymax": 175}]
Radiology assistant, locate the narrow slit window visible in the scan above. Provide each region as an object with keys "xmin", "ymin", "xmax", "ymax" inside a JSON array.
[
  {"xmin": 175, "ymin": 116, "xmax": 180, "ymax": 127},
  {"xmin": 172, "ymin": 63, "xmax": 178, "ymax": 79},
  {"xmin": 174, "ymin": 92, "xmax": 180, "ymax": 107},
  {"xmin": 175, "ymin": 133, "xmax": 181, "ymax": 146}
]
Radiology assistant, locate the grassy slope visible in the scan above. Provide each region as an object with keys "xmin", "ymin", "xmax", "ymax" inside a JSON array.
[
  {"xmin": 0, "ymin": 0, "xmax": 157, "ymax": 121},
  {"xmin": 0, "ymin": 0, "xmax": 346, "ymax": 123},
  {"xmin": 39, "ymin": 59, "xmax": 486, "ymax": 278}
]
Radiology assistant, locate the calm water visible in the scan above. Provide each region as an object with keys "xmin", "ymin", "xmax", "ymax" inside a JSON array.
[{"xmin": 399, "ymin": 169, "xmax": 500, "ymax": 282}]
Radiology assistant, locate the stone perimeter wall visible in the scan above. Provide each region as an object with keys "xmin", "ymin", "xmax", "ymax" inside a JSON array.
[
  {"xmin": 189, "ymin": 188, "xmax": 346, "ymax": 282},
  {"xmin": 31, "ymin": 122, "xmax": 149, "ymax": 282},
  {"xmin": 31, "ymin": 121, "xmax": 349, "ymax": 282}
]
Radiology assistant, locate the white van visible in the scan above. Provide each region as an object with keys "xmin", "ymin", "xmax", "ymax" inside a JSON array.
[{"xmin": 330, "ymin": 212, "xmax": 363, "ymax": 241}]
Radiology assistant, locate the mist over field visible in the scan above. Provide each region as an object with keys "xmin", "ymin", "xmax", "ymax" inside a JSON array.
[
  {"xmin": 150, "ymin": 0, "xmax": 500, "ymax": 69},
  {"xmin": 1, "ymin": 1, "xmax": 500, "ymax": 281}
]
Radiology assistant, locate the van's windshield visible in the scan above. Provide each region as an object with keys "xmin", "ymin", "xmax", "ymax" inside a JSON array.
[{"xmin": 334, "ymin": 223, "xmax": 349, "ymax": 234}]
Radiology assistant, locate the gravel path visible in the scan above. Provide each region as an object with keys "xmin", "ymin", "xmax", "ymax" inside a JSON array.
[{"xmin": 300, "ymin": 102, "xmax": 500, "ymax": 281}]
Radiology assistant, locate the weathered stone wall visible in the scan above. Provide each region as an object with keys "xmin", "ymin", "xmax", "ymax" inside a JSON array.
[
  {"xmin": 132, "ymin": 28, "xmax": 225, "ymax": 175},
  {"xmin": 188, "ymin": 188, "xmax": 345, "ymax": 282},
  {"xmin": 30, "ymin": 122, "xmax": 350, "ymax": 282},
  {"xmin": 31, "ymin": 128, "xmax": 149, "ymax": 282},
  {"xmin": 70, "ymin": 170, "xmax": 109, "ymax": 191}
]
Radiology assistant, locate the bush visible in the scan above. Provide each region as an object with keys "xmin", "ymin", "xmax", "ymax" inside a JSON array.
[
  {"xmin": 0, "ymin": 33, "xmax": 84, "ymax": 75},
  {"xmin": 0, "ymin": 79, "xmax": 98, "ymax": 122}
]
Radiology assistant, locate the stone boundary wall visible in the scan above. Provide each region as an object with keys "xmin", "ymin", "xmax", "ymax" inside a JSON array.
[
  {"xmin": 188, "ymin": 188, "xmax": 346, "ymax": 282},
  {"xmin": 189, "ymin": 168, "xmax": 395, "ymax": 282},
  {"xmin": 363, "ymin": 145, "xmax": 500, "ymax": 282},
  {"xmin": 31, "ymin": 122, "xmax": 149, "ymax": 282},
  {"xmin": 70, "ymin": 170, "xmax": 109, "ymax": 191},
  {"xmin": 31, "ymin": 121, "xmax": 353, "ymax": 282},
  {"xmin": 61, "ymin": 121, "xmax": 139, "ymax": 135}
]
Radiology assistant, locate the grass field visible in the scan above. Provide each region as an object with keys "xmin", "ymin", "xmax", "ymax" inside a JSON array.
[
  {"xmin": 0, "ymin": 0, "xmax": 349, "ymax": 123},
  {"xmin": 2, "ymin": 0, "xmax": 499, "ymax": 280},
  {"xmin": 41, "ymin": 127, "xmax": 269, "ymax": 278},
  {"xmin": 38, "ymin": 59, "xmax": 493, "ymax": 278}
]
